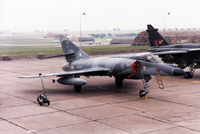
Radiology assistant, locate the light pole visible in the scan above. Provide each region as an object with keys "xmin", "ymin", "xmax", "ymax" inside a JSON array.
[
  {"xmin": 80, "ymin": 12, "xmax": 85, "ymax": 46},
  {"xmin": 164, "ymin": 12, "xmax": 170, "ymax": 31}
]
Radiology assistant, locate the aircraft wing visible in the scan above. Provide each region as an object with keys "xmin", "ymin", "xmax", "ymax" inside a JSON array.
[
  {"xmin": 153, "ymin": 50, "xmax": 187, "ymax": 55},
  {"xmin": 19, "ymin": 67, "xmax": 110, "ymax": 78}
]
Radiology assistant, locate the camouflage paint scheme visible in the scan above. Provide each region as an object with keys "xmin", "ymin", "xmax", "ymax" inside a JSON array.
[{"xmin": 19, "ymin": 37, "xmax": 184, "ymax": 100}]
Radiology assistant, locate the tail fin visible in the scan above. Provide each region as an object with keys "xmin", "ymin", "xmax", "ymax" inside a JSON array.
[
  {"xmin": 60, "ymin": 36, "xmax": 90, "ymax": 62},
  {"xmin": 147, "ymin": 24, "xmax": 169, "ymax": 47}
]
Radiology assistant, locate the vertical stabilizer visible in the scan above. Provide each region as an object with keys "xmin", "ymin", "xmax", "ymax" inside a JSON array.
[
  {"xmin": 60, "ymin": 37, "xmax": 90, "ymax": 62},
  {"xmin": 147, "ymin": 24, "xmax": 169, "ymax": 47}
]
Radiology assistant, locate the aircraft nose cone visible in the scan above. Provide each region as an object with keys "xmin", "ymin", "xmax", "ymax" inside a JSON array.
[{"xmin": 173, "ymin": 67, "xmax": 185, "ymax": 76}]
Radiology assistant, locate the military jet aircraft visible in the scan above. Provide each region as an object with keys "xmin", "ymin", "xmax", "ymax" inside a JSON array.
[
  {"xmin": 19, "ymin": 37, "xmax": 184, "ymax": 105},
  {"xmin": 147, "ymin": 24, "xmax": 200, "ymax": 78}
]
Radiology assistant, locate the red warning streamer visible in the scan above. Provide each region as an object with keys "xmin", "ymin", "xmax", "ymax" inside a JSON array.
[{"xmin": 128, "ymin": 62, "xmax": 140, "ymax": 79}]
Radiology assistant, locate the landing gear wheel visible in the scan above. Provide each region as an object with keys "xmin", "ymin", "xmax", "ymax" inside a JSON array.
[
  {"xmin": 138, "ymin": 90, "xmax": 147, "ymax": 99},
  {"xmin": 138, "ymin": 77, "xmax": 150, "ymax": 99},
  {"xmin": 37, "ymin": 93, "xmax": 50, "ymax": 106},
  {"xmin": 115, "ymin": 77, "xmax": 124, "ymax": 88},
  {"xmin": 74, "ymin": 85, "xmax": 82, "ymax": 92},
  {"xmin": 184, "ymin": 72, "xmax": 193, "ymax": 79},
  {"xmin": 183, "ymin": 64, "xmax": 195, "ymax": 79}
]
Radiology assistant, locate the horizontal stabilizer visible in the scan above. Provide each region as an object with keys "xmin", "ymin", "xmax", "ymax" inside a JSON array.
[{"xmin": 43, "ymin": 52, "xmax": 75, "ymax": 59}]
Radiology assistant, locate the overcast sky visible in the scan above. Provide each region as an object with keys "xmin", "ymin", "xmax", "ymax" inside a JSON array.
[{"xmin": 1, "ymin": 0, "xmax": 200, "ymax": 32}]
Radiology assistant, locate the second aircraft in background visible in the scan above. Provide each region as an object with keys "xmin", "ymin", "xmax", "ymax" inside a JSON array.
[{"xmin": 147, "ymin": 24, "xmax": 200, "ymax": 78}]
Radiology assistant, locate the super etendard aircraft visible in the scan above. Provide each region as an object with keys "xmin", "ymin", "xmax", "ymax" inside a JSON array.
[
  {"xmin": 19, "ymin": 37, "xmax": 184, "ymax": 105},
  {"xmin": 147, "ymin": 24, "xmax": 200, "ymax": 78}
]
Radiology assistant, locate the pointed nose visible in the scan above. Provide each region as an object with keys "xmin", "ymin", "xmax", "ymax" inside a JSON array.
[{"xmin": 173, "ymin": 67, "xmax": 185, "ymax": 76}]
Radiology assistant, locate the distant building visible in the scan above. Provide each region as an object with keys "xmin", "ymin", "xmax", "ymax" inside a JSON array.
[
  {"xmin": 44, "ymin": 32, "xmax": 68, "ymax": 39},
  {"xmin": 132, "ymin": 30, "xmax": 200, "ymax": 46},
  {"xmin": 78, "ymin": 37, "xmax": 95, "ymax": 42},
  {"xmin": 110, "ymin": 37, "xmax": 135, "ymax": 45},
  {"xmin": 131, "ymin": 31, "xmax": 148, "ymax": 46},
  {"xmin": 68, "ymin": 35, "xmax": 95, "ymax": 43}
]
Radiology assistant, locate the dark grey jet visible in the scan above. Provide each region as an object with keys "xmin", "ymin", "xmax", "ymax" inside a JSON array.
[
  {"xmin": 147, "ymin": 24, "xmax": 200, "ymax": 78},
  {"xmin": 19, "ymin": 37, "xmax": 184, "ymax": 105}
]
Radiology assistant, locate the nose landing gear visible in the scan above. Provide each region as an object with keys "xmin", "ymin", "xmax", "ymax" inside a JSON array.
[
  {"xmin": 138, "ymin": 90, "xmax": 148, "ymax": 99},
  {"xmin": 138, "ymin": 76, "xmax": 151, "ymax": 99}
]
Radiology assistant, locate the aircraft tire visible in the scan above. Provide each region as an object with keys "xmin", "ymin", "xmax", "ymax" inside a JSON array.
[
  {"xmin": 184, "ymin": 72, "xmax": 193, "ymax": 79},
  {"xmin": 46, "ymin": 100, "xmax": 50, "ymax": 105},
  {"xmin": 139, "ymin": 90, "xmax": 146, "ymax": 98},
  {"xmin": 115, "ymin": 77, "xmax": 124, "ymax": 88},
  {"xmin": 74, "ymin": 85, "xmax": 82, "ymax": 92}
]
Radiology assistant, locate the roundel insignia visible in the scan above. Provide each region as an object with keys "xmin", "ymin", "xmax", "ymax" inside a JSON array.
[
  {"xmin": 156, "ymin": 68, "xmax": 160, "ymax": 72},
  {"xmin": 71, "ymin": 65, "xmax": 74, "ymax": 70},
  {"xmin": 143, "ymin": 66, "xmax": 146, "ymax": 71}
]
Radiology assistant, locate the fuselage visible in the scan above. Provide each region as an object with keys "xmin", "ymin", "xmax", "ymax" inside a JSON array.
[
  {"xmin": 63, "ymin": 57, "xmax": 137, "ymax": 79},
  {"xmin": 62, "ymin": 54, "xmax": 183, "ymax": 79}
]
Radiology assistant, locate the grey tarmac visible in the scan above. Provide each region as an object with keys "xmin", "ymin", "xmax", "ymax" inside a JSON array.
[{"xmin": 1, "ymin": 58, "xmax": 200, "ymax": 134}]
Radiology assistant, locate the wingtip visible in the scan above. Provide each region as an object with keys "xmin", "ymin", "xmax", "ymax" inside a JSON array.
[
  {"xmin": 18, "ymin": 76, "xmax": 27, "ymax": 78},
  {"xmin": 18, "ymin": 75, "xmax": 40, "ymax": 78}
]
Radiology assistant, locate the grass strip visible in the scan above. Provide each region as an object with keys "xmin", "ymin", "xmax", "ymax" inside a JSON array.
[{"xmin": 0, "ymin": 44, "xmax": 149, "ymax": 56}]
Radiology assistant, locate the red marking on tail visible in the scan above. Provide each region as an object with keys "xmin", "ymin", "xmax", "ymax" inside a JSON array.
[{"xmin": 155, "ymin": 40, "xmax": 159, "ymax": 47}]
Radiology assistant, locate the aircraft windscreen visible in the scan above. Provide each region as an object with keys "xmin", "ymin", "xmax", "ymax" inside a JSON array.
[{"xmin": 146, "ymin": 54, "xmax": 162, "ymax": 63}]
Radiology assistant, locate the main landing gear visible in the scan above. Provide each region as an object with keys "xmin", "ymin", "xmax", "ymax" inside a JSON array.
[
  {"xmin": 138, "ymin": 76, "xmax": 151, "ymax": 99},
  {"xmin": 74, "ymin": 75, "xmax": 82, "ymax": 92},
  {"xmin": 74, "ymin": 85, "xmax": 82, "ymax": 92},
  {"xmin": 37, "ymin": 73, "xmax": 50, "ymax": 106},
  {"xmin": 115, "ymin": 77, "xmax": 124, "ymax": 92},
  {"xmin": 184, "ymin": 64, "xmax": 195, "ymax": 79},
  {"xmin": 115, "ymin": 76, "xmax": 151, "ymax": 99},
  {"xmin": 115, "ymin": 77, "xmax": 124, "ymax": 88}
]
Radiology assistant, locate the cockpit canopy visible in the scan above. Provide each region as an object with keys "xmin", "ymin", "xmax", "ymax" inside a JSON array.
[
  {"xmin": 122, "ymin": 53, "xmax": 162, "ymax": 63},
  {"xmin": 107, "ymin": 53, "xmax": 162, "ymax": 63},
  {"xmin": 140, "ymin": 53, "xmax": 162, "ymax": 63}
]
